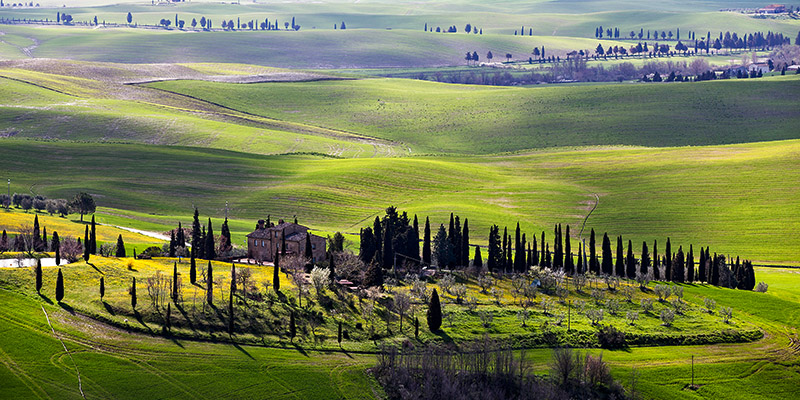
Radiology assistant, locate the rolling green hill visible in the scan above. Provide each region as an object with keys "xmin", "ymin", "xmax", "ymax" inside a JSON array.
[
  {"xmin": 1, "ymin": 138, "xmax": 797, "ymax": 265},
  {"xmin": 149, "ymin": 76, "xmax": 800, "ymax": 154}
]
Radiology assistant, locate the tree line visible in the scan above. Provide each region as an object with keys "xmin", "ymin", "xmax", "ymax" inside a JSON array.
[{"xmin": 424, "ymin": 22, "xmax": 482, "ymax": 35}]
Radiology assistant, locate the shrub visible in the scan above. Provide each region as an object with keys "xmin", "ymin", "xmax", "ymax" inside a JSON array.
[
  {"xmin": 720, "ymin": 306, "xmax": 733, "ymax": 323},
  {"xmin": 670, "ymin": 298, "xmax": 686, "ymax": 315},
  {"xmin": 626, "ymin": 311, "xmax": 639, "ymax": 325},
  {"xmin": 438, "ymin": 273, "xmax": 455, "ymax": 294},
  {"xmin": 451, "ymin": 284, "xmax": 467, "ymax": 303},
  {"xmin": 597, "ymin": 325, "xmax": 627, "ymax": 349},
  {"xmin": 704, "ymin": 298, "xmax": 716, "ymax": 313},
  {"xmin": 660, "ymin": 308, "xmax": 675, "ymax": 326},
  {"xmin": 465, "ymin": 296, "xmax": 478, "ymax": 312},
  {"xmin": 590, "ymin": 288, "xmax": 604, "ymax": 304},
  {"xmin": 621, "ymin": 285, "xmax": 635, "ymax": 302},
  {"xmin": 754, "ymin": 282, "xmax": 768, "ymax": 293},
  {"xmin": 540, "ymin": 297, "xmax": 553, "ymax": 315},
  {"xmin": 586, "ymin": 308, "xmax": 604, "ymax": 325},
  {"xmin": 604, "ymin": 299, "xmax": 620, "ymax": 316},
  {"xmin": 654, "ymin": 284, "xmax": 671, "ymax": 302},
  {"xmin": 640, "ymin": 298, "xmax": 654, "ymax": 313},
  {"xmin": 671, "ymin": 285, "xmax": 684, "ymax": 300}
]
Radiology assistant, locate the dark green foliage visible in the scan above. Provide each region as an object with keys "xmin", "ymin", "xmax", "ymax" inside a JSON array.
[
  {"xmin": 364, "ymin": 260, "xmax": 384, "ymax": 288},
  {"xmin": 673, "ymin": 246, "xmax": 685, "ymax": 283},
  {"xmin": 172, "ymin": 263, "xmax": 178, "ymax": 301},
  {"xmin": 626, "ymin": 240, "xmax": 636, "ymax": 279},
  {"xmin": 653, "ymin": 239, "xmax": 660, "ymax": 280},
  {"xmin": 53, "ymin": 231, "xmax": 60, "ymax": 266},
  {"xmin": 273, "ymin": 249, "xmax": 280, "ymax": 292},
  {"xmin": 461, "ymin": 219, "xmax": 470, "ymax": 269},
  {"xmin": 427, "ymin": 288, "xmax": 442, "ymax": 332},
  {"xmin": 553, "ymin": 224, "xmax": 563, "ymax": 272},
  {"xmin": 83, "ymin": 225, "xmax": 90, "ymax": 263},
  {"xmin": 116, "ymin": 234, "xmax": 126, "ymax": 257},
  {"xmin": 70, "ymin": 192, "xmax": 95, "ymax": 222},
  {"xmin": 576, "ymin": 247, "xmax": 583, "ymax": 274},
  {"xmin": 289, "ymin": 311, "xmax": 296, "ymax": 341},
  {"xmin": 206, "ymin": 261, "xmax": 214, "ymax": 305},
  {"xmin": 531, "ymin": 234, "xmax": 538, "ymax": 268},
  {"xmin": 359, "ymin": 227, "xmax": 376, "ymax": 265},
  {"xmin": 55, "ymin": 268, "xmax": 64, "ymax": 302},
  {"xmin": 615, "ymin": 236, "xmax": 624, "ymax": 277},
  {"xmin": 597, "ymin": 325, "xmax": 627, "ymax": 349},
  {"xmin": 373, "ymin": 217, "xmax": 382, "ymax": 265},
  {"xmin": 687, "ymin": 245, "xmax": 695, "ymax": 282},
  {"xmin": 328, "ymin": 251, "xmax": 336, "ymax": 282},
  {"xmin": 382, "ymin": 224, "xmax": 393, "ymax": 269},
  {"xmin": 589, "ymin": 229, "xmax": 598, "ymax": 274},
  {"xmin": 305, "ymin": 233, "xmax": 313, "ymax": 260},
  {"xmin": 176, "ymin": 222, "xmax": 185, "ymax": 247},
  {"xmin": 33, "ymin": 215, "xmax": 41, "ymax": 251},
  {"xmin": 169, "ymin": 231, "xmax": 176, "ymax": 257},
  {"xmin": 100, "ymin": 276, "xmax": 105, "ymax": 300},
  {"xmin": 220, "ymin": 218, "xmax": 232, "ymax": 253},
  {"xmin": 328, "ymin": 232, "xmax": 345, "ymax": 253},
  {"xmin": 34, "ymin": 259, "xmax": 42, "ymax": 294},
  {"xmin": 191, "ymin": 208, "xmax": 202, "ymax": 256},
  {"xmin": 501, "ymin": 227, "xmax": 507, "ymax": 271},
  {"xmin": 414, "ymin": 317, "xmax": 419, "ymax": 339},
  {"xmin": 699, "ymin": 247, "xmax": 707, "ymax": 283},
  {"xmin": 412, "ymin": 216, "xmax": 421, "ymax": 262},
  {"xmin": 433, "ymin": 224, "xmax": 453, "ymax": 267},
  {"xmin": 601, "ymin": 233, "xmax": 612, "ymax": 275},
  {"xmin": 564, "ymin": 225, "xmax": 573, "ymax": 274},
  {"xmin": 540, "ymin": 231, "xmax": 546, "ymax": 268},
  {"xmin": 711, "ymin": 253, "xmax": 720, "ymax": 286},
  {"xmin": 131, "ymin": 277, "xmax": 137, "ymax": 309},
  {"xmin": 190, "ymin": 251, "xmax": 196, "ymax": 284},
  {"xmin": 41, "ymin": 227, "xmax": 48, "ymax": 252},
  {"xmin": 205, "ymin": 218, "xmax": 215, "ymax": 260}
]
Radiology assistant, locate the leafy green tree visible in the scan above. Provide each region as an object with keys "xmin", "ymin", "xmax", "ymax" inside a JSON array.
[
  {"xmin": 427, "ymin": 288, "xmax": 442, "ymax": 332},
  {"xmin": 220, "ymin": 218, "xmax": 232, "ymax": 253},
  {"xmin": 52, "ymin": 231, "xmax": 60, "ymax": 266},
  {"xmin": 359, "ymin": 227, "xmax": 376, "ymax": 265},
  {"xmin": 35, "ymin": 258, "xmax": 42, "ymax": 294},
  {"xmin": 70, "ymin": 192, "xmax": 95, "ymax": 222},
  {"xmin": 116, "ymin": 235, "xmax": 126, "ymax": 257},
  {"xmin": 55, "ymin": 268, "xmax": 64, "ymax": 302}
]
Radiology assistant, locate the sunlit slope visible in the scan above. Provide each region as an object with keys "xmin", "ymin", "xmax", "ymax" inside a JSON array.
[{"xmin": 150, "ymin": 76, "xmax": 800, "ymax": 154}]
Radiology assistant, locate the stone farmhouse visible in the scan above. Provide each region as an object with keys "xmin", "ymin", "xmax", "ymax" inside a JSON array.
[{"xmin": 246, "ymin": 219, "xmax": 326, "ymax": 263}]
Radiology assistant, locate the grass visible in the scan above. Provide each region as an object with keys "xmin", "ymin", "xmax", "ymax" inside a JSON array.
[
  {"xmin": 148, "ymin": 76, "xmax": 800, "ymax": 154},
  {"xmin": 0, "ymin": 138, "xmax": 798, "ymax": 265}
]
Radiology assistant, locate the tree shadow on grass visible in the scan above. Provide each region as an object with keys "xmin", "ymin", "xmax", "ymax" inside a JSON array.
[
  {"xmin": 58, "ymin": 301, "xmax": 75, "ymax": 315},
  {"xmin": 87, "ymin": 262, "xmax": 104, "ymax": 275},
  {"xmin": 133, "ymin": 310, "xmax": 153, "ymax": 333},
  {"xmin": 102, "ymin": 301, "xmax": 115, "ymax": 316},
  {"xmin": 38, "ymin": 293, "xmax": 53, "ymax": 305},
  {"xmin": 232, "ymin": 341, "xmax": 255, "ymax": 360},
  {"xmin": 291, "ymin": 342, "xmax": 309, "ymax": 357},
  {"xmin": 432, "ymin": 329, "xmax": 453, "ymax": 343},
  {"xmin": 174, "ymin": 303, "xmax": 197, "ymax": 332}
]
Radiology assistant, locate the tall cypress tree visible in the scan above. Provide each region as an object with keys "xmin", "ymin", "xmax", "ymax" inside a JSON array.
[
  {"xmin": 131, "ymin": 277, "xmax": 137, "ymax": 309},
  {"xmin": 640, "ymin": 241, "xmax": 650, "ymax": 277},
  {"xmin": 553, "ymin": 224, "xmax": 562, "ymax": 271},
  {"xmin": 382, "ymin": 224, "xmax": 393, "ymax": 269},
  {"xmin": 55, "ymin": 268, "xmax": 64, "ymax": 302},
  {"xmin": 473, "ymin": 245, "xmax": 482, "ymax": 270},
  {"xmin": 359, "ymin": 227, "xmax": 376, "ymax": 265},
  {"xmin": 205, "ymin": 218, "xmax": 216, "ymax": 260},
  {"xmin": 52, "ymin": 231, "xmax": 60, "ymax": 266},
  {"xmin": 220, "ymin": 218, "xmax": 232, "ymax": 253},
  {"xmin": 665, "ymin": 238, "xmax": 672, "ymax": 282},
  {"xmin": 412, "ymin": 215, "xmax": 420, "ymax": 263},
  {"xmin": 653, "ymin": 239, "xmax": 660, "ymax": 280},
  {"xmin": 711, "ymin": 253, "xmax": 720, "ymax": 286},
  {"xmin": 601, "ymin": 233, "xmax": 613, "ymax": 275},
  {"xmin": 488, "ymin": 226, "xmax": 498, "ymax": 272},
  {"xmin": 698, "ymin": 247, "xmax": 707, "ymax": 283},
  {"xmin": 305, "ymin": 233, "xmax": 314, "ymax": 260},
  {"xmin": 501, "ymin": 227, "xmax": 508, "ymax": 272},
  {"xmin": 33, "ymin": 215, "xmax": 41, "ymax": 251},
  {"xmin": 90, "ymin": 215, "xmax": 97, "ymax": 255},
  {"xmin": 531, "ymin": 234, "xmax": 538, "ymax": 267},
  {"xmin": 83, "ymin": 225, "xmax": 90, "ymax": 263},
  {"xmin": 273, "ymin": 249, "xmax": 280, "ymax": 292},
  {"xmin": 453, "ymin": 216, "xmax": 462, "ymax": 267},
  {"xmin": 372, "ymin": 217, "xmax": 382, "ymax": 265},
  {"xmin": 540, "ymin": 231, "xmax": 546, "ymax": 267},
  {"xmin": 615, "ymin": 236, "xmax": 625, "ymax": 277},
  {"xmin": 176, "ymin": 222, "xmax": 185, "ymax": 247},
  {"xmin": 191, "ymin": 208, "xmax": 201, "ymax": 254},
  {"xmin": 589, "ymin": 229, "xmax": 598, "ymax": 274},
  {"xmin": 687, "ymin": 245, "xmax": 695, "ymax": 282},
  {"xmin": 100, "ymin": 276, "xmax": 105, "ymax": 300},
  {"xmin": 461, "ymin": 219, "xmax": 470, "ymax": 268},
  {"xmin": 35, "ymin": 258, "xmax": 42, "ymax": 294},
  {"xmin": 427, "ymin": 288, "xmax": 442, "ymax": 332},
  {"xmin": 422, "ymin": 217, "xmax": 432, "ymax": 265},
  {"xmin": 576, "ymin": 247, "xmax": 583, "ymax": 274},
  {"xmin": 626, "ymin": 239, "xmax": 636, "ymax": 279},
  {"xmin": 172, "ymin": 262, "xmax": 178, "ymax": 301},
  {"xmin": 169, "ymin": 231, "xmax": 177, "ymax": 257},
  {"xmin": 190, "ymin": 251, "xmax": 197, "ymax": 284},
  {"xmin": 116, "ymin": 234, "xmax": 126, "ymax": 257},
  {"xmin": 674, "ymin": 246, "xmax": 685, "ymax": 283},
  {"xmin": 206, "ymin": 260, "xmax": 213, "ymax": 305},
  {"xmin": 564, "ymin": 225, "xmax": 573, "ymax": 274},
  {"xmin": 514, "ymin": 223, "xmax": 524, "ymax": 272},
  {"xmin": 42, "ymin": 227, "xmax": 48, "ymax": 252}
]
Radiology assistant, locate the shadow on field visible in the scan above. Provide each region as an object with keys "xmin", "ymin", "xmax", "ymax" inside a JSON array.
[
  {"xmin": 38, "ymin": 294, "xmax": 53, "ymax": 305},
  {"xmin": 175, "ymin": 303, "xmax": 197, "ymax": 332},
  {"xmin": 102, "ymin": 301, "xmax": 115, "ymax": 315},
  {"xmin": 87, "ymin": 262, "xmax": 104, "ymax": 274},
  {"xmin": 232, "ymin": 341, "xmax": 255, "ymax": 360},
  {"xmin": 58, "ymin": 301, "xmax": 75, "ymax": 315},
  {"xmin": 134, "ymin": 310, "xmax": 153, "ymax": 333},
  {"xmin": 291, "ymin": 342, "xmax": 309, "ymax": 357}
]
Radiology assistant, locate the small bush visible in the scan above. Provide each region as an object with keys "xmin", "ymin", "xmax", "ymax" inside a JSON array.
[
  {"xmin": 720, "ymin": 306, "xmax": 733, "ymax": 323},
  {"xmin": 640, "ymin": 298, "xmax": 654, "ymax": 313},
  {"xmin": 704, "ymin": 298, "xmax": 716, "ymax": 313},
  {"xmin": 660, "ymin": 308, "xmax": 675, "ymax": 326},
  {"xmin": 626, "ymin": 311, "xmax": 639, "ymax": 325},
  {"xmin": 754, "ymin": 282, "xmax": 768, "ymax": 293},
  {"xmin": 586, "ymin": 308, "xmax": 604, "ymax": 325},
  {"xmin": 597, "ymin": 325, "xmax": 627, "ymax": 349}
]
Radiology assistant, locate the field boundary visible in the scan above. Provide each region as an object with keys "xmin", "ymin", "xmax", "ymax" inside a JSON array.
[{"xmin": 41, "ymin": 305, "xmax": 85, "ymax": 399}]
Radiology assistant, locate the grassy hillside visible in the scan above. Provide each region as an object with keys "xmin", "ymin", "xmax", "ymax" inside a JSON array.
[
  {"xmin": 1, "ymin": 139, "xmax": 797, "ymax": 264},
  {"xmin": 149, "ymin": 76, "xmax": 800, "ymax": 154}
]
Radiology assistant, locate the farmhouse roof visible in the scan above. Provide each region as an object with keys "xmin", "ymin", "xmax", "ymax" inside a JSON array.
[{"xmin": 246, "ymin": 222, "xmax": 308, "ymax": 238}]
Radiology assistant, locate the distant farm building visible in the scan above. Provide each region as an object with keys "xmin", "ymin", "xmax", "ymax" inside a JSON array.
[
  {"xmin": 246, "ymin": 219, "xmax": 326, "ymax": 263},
  {"xmin": 748, "ymin": 63, "xmax": 770, "ymax": 74},
  {"xmin": 757, "ymin": 4, "xmax": 786, "ymax": 13}
]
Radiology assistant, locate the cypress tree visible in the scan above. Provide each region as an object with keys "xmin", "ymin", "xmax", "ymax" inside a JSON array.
[
  {"xmin": 448, "ymin": 213, "xmax": 456, "ymax": 257},
  {"xmin": 553, "ymin": 224, "xmax": 562, "ymax": 271},
  {"xmin": 166, "ymin": 302, "xmax": 172, "ymax": 332},
  {"xmin": 42, "ymin": 227, "xmax": 48, "ymax": 252},
  {"xmin": 337, "ymin": 321, "xmax": 343, "ymax": 346},
  {"xmin": 487, "ymin": 226, "xmax": 498, "ymax": 272},
  {"xmin": 35, "ymin": 258, "xmax": 42, "ymax": 294},
  {"xmin": 601, "ymin": 233, "xmax": 613, "ymax": 275},
  {"xmin": 198, "ymin": 225, "xmax": 206, "ymax": 259},
  {"xmin": 364, "ymin": 260, "xmax": 383, "ymax": 287},
  {"xmin": 576, "ymin": 247, "xmax": 583, "ymax": 274},
  {"xmin": 90, "ymin": 215, "xmax": 96, "ymax": 255},
  {"xmin": 131, "ymin": 277, "xmax": 137, "ymax": 310},
  {"xmin": 169, "ymin": 231, "xmax": 176, "ymax": 257},
  {"xmin": 382, "ymin": 224, "xmax": 393, "ymax": 269},
  {"xmin": 540, "ymin": 231, "xmax": 546, "ymax": 267},
  {"xmin": 531, "ymin": 234, "xmax": 538, "ymax": 267},
  {"xmin": 221, "ymin": 217, "xmax": 232, "ymax": 253},
  {"xmin": 177, "ymin": 222, "xmax": 185, "ymax": 247},
  {"xmin": 116, "ymin": 234, "xmax": 126, "ymax": 257},
  {"xmin": 687, "ymin": 245, "xmax": 695, "ymax": 282},
  {"xmin": 33, "ymin": 215, "xmax": 41, "ymax": 251},
  {"xmin": 55, "ymin": 268, "xmax": 64, "ymax": 302},
  {"xmin": 100, "ymin": 276, "xmax": 105, "ymax": 300},
  {"xmin": 412, "ymin": 215, "xmax": 420, "ymax": 263},
  {"xmin": 423, "ymin": 217, "xmax": 432, "ymax": 265},
  {"xmin": 427, "ymin": 288, "xmax": 442, "ymax": 332},
  {"xmin": 273, "ymin": 249, "xmax": 281, "ymax": 292},
  {"xmin": 172, "ymin": 262, "xmax": 178, "ymax": 301},
  {"xmin": 83, "ymin": 225, "xmax": 90, "ymax": 262},
  {"xmin": 665, "ymin": 238, "xmax": 672, "ymax": 282},
  {"xmin": 461, "ymin": 219, "xmax": 470, "ymax": 268},
  {"xmin": 521, "ymin": 233, "xmax": 527, "ymax": 271},
  {"xmin": 205, "ymin": 218, "xmax": 216, "ymax": 260},
  {"xmin": 305, "ymin": 233, "xmax": 313, "ymax": 260},
  {"xmin": 453, "ymin": 216, "xmax": 462, "ymax": 267},
  {"xmin": 501, "ymin": 227, "xmax": 508, "ymax": 272},
  {"xmin": 640, "ymin": 241, "xmax": 650, "ymax": 277},
  {"xmin": 359, "ymin": 227, "xmax": 376, "ymax": 265},
  {"xmin": 615, "ymin": 236, "xmax": 625, "ymax": 277},
  {"xmin": 746, "ymin": 261, "xmax": 756, "ymax": 290},
  {"xmin": 328, "ymin": 251, "xmax": 336, "ymax": 282},
  {"xmin": 626, "ymin": 239, "xmax": 636, "ymax": 279},
  {"xmin": 191, "ymin": 208, "xmax": 201, "ymax": 253},
  {"xmin": 52, "ymin": 231, "xmax": 60, "ymax": 266},
  {"xmin": 289, "ymin": 311, "xmax": 296, "ymax": 342},
  {"xmin": 373, "ymin": 217, "xmax": 382, "ymax": 265},
  {"xmin": 514, "ymin": 223, "xmax": 522, "ymax": 272},
  {"xmin": 190, "ymin": 251, "xmax": 196, "ymax": 284},
  {"xmin": 473, "ymin": 245, "xmax": 482, "ymax": 269},
  {"xmin": 674, "ymin": 246, "xmax": 685, "ymax": 283},
  {"xmin": 545, "ymin": 243, "xmax": 551, "ymax": 268},
  {"xmin": 564, "ymin": 225, "xmax": 573, "ymax": 274},
  {"xmin": 653, "ymin": 239, "xmax": 660, "ymax": 280},
  {"xmin": 206, "ymin": 261, "xmax": 213, "ymax": 305},
  {"xmin": 698, "ymin": 247, "xmax": 706, "ymax": 283},
  {"xmin": 711, "ymin": 253, "xmax": 720, "ymax": 286},
  {"xmin": 590, "ymin": 229, "xmax": 598, "ymax": 274},
  {"xmin": 414, "ymin": 317, "xmax": 419, "ymax": 339}
]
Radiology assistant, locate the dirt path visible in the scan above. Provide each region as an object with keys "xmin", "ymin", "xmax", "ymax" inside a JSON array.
[{"xmin": 98, "ymin": 223, "xmax": 171, "ymax": 243}]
